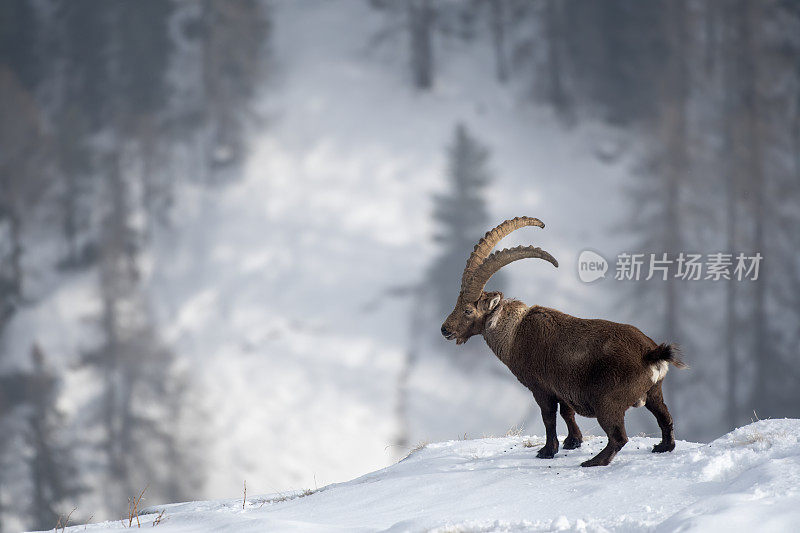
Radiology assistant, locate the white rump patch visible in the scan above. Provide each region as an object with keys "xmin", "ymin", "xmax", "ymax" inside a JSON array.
[{"xmin": 650, "ymin": 360, "xmax": 669, "ymax": 383}]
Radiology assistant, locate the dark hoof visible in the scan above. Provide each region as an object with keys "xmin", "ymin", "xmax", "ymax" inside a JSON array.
[
  {"xmin": 562, "ymin": 436, "xmax": 582, "ymax": 450},
  {"xmin": 652, "ymin": 441, "xmax": 675, "ymax": 453},
  {"xmin": 536, "ymin": 447, "xmax": 557, "ymax": 459},
  {"xmin": 580, "ymin": 455, "xmax": 610, "ymax": 467}
]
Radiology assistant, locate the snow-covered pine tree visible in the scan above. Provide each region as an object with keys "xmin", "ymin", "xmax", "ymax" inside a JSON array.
[
  {"xmin": 0, "ymin": 40, "xmax": 58, "ymax": 533},
  {"xmin": 0, "ymin": 347, "xmax": 83, "ymax": 532},
  {"xmin": 396, "ymin": 122, "xmax": 502, "ymax": 449},
  {"xmin": 78, "ymin": 171, "xmax": 202, "ymax": 516},
  {"xmin": 427, "ymin": 123, "xmax": 504, "ymax": 329},
  {"xmin": 0, "ymin": 65, "xmax": 48, "ymax": 328},
  {"xmin": 0, "ymin": 1, "xmax": 274, "ymax": 525},
  {"xmin": 26, "ymin": 344, "xmax": 84, "ymax": 532},
  {"xmin": 370, "ymin": 0, "xmax": 482, "ymax": 91},
  {"xmin": 0, "ymin": 370, "xmax": 31, "ymax": 532},
  {"xmin": 187, "ymin": 0, "xmax": 270, "ymax": 183}
]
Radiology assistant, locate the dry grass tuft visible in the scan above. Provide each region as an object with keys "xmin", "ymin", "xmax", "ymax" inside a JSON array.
[
  {"xmin": 123, "ymin": 486, "xmax": 147, "ymax": 528},
  {"xmin": 735, "ymin": 410, "xmax": 783, "ymax": 447},
  {"xmin": 256, "ymin": 488, "xmax": 318, "ymax": 507},
  {"xmin": 737, "ymin": 429, "xmax": 766, "ymax": 446},
  {"xmin": 56, "ymin": 507, "xmax": 77, "ymax": 533},
  {"xmin": 505, "ymin": 424, "xmax": 524, "ymax": 437},
  {"xmin": 410, "ymin": 440, "xmax": 428, "ymax": 453},
  {"xmin": 401, "ymin": 440, "xmax": 429, "ymax": 460}
]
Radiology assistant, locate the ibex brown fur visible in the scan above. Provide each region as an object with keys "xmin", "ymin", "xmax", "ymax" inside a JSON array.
[{"xmin": 441, "ymin": 217, "xmax": 686, "ymax": 467}]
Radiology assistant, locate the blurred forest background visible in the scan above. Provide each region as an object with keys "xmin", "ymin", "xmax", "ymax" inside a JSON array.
[{"xmin": 1, "ymin": 0, "xmax": 799, "ymax": 531}]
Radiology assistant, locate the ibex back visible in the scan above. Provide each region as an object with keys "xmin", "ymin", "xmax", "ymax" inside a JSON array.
[{"xmin": 441, "ymin": 217, "xmax": 687, "ymax": 467}]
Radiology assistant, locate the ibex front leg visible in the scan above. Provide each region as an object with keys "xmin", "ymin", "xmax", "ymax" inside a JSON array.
[{"xmin": 532, "ymin": 390, "xmax": 559, "ymax": 458}]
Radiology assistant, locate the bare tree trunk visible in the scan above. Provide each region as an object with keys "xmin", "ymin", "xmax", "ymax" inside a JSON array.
[
  {"xmin": 9, "ymin": 212, "xmax": 22, "ymax": 296},
  {"xmin": 29, "ymin": 344, "xmax": 58, "ymax": 530},
  {"xmin": 703, "ymin": 0, "xmax": 718, "ymax": 74},
  {"xmin": 544, "ymin": 0, "xmax": 569, "ymax": 118},
  {"xmin": 490, "ymin": 0, "xmax": 508, "ymax": 83},
  {"xmin": 408, "ymin": 0, "xmax": 434, "ymax": 90},
  {"xmin": 724, "ymin": 143, "xmax": 739, "ymax": 430},
  {"xmin": 99, "ymin": 150, "xmax": 131, "ymax": 507},
  {"xmin": 62, "ymin": 178, "xmax": 80, "ymax": 266},
  {"xmin": 394, "ymin": 347, "xmax": 415, "ymax": 451},
  {"xmin": 738, "ymin": 0, "xmax": 769, "ymax": 414},
  {"xmin": 721, "ymin": 3, "xmax": 739, "ymax": 431},
  {"xmin": 659, "ymin": 0, "xmax": 688, "ymax": 410},
  {"xmin": 395, "ymin": 290, "xmax": 424, "ymax": 451}
]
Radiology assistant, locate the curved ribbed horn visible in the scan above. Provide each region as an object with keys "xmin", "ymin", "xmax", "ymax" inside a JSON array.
[
  {"xmin": 462, "ymin": 246, "xmax": 558, "ymax": 302},
  {"xmin": 459, "ymin": 217, "xmax": 546, "ymax": 293}
]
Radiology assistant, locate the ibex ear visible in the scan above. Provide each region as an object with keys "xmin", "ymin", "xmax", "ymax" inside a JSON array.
[{"xmin": 487, "ymin": 293, "xmax": 502, "ymax": 311}]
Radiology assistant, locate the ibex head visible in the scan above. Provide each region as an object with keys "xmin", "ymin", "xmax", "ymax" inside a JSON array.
[{"xmin": 440, "ymin": 217, "xmax": 558, "ymax": 345}]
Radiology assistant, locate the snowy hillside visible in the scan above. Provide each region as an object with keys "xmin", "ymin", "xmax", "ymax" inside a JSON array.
[
  {"xmin": 57, "ymin": 419, "xmax": 800, "ymax": 532},
  {"xmin": 6, "ymin": 1, "xmax": 800, "ymax": 531}
]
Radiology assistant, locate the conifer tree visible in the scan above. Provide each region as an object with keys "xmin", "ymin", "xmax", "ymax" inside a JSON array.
[
  {"xmin": 78, "ymin": 173, "xmax": 201, "ymax": 514},
  {"xmin": 397, "ymin": 123, "xmax": 501, "ymax": 448},
  {"xmin": 26, "ymin": 344, "xmax": 83, "ymax": 532},
  {"xmin": 427, "ymin": 123, "xmax": 503, "ymax": 325},
  {"xmin": 0, "ymin": 1, "xmax": 274, "ymax": 525},
  {"xmin": 193, "ymin": 0, "xmax": 269, "ymax": 183}
]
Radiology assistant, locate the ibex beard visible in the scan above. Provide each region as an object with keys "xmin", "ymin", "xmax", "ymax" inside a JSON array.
[{"xmin": 441, "ymin": 217, "xmax": 687, "ymax": 467}]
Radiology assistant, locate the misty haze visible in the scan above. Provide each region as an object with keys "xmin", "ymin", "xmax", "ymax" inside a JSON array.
[{"xmin": 1, "ymin": 1, "xmax": 799, "ymax": 531}]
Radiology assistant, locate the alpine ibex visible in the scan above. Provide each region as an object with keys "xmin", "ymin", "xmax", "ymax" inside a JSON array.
[{"xmin": 440, "ymin": 217, "xmax": 686, "ymax": 467}]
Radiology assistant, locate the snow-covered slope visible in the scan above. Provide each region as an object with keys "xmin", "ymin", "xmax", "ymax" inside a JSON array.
[{"xmin": 63, "ymin": 419, "xmax": 800, "ymax": 532}]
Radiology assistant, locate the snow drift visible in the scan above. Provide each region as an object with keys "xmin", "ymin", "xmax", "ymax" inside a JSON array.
[{"xmin": 57, "ymin": 419, "xmax": 800, "ymax": 532}]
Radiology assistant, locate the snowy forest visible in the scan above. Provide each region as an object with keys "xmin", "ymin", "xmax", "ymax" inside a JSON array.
[{"xmin": 1, "ymin": 1, "xmax": 799, "ymax": 531}]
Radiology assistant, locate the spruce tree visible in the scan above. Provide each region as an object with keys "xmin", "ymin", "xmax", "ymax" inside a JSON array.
[
  {"xmin": 26, "ymin": 344, "xmax": 83, "ymax": 532},
  {"xmin": 78, "ymin": 172, "xmax": 202, "ymax": 514},
  {"xmin": 192, "ymin": 0, "xmax": 269, "ymax": 183},
  {"xmin": 397, "ymin": 123, "xmax": 501, "ymax": 447},
  {"xmin": 427, "ymin": 123, "xmax": 503, "ymax": 324}
]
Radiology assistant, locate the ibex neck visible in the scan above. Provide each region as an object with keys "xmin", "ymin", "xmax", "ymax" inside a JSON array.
[{"xmin": 482, "ymin": 299, "xmax": 528, "ymax": 365}]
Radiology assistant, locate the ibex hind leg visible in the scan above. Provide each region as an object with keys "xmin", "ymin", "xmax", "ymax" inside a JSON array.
[
  {"xmin": 532, "ymin": 391, "xmax": 559, "ymax": 459},
  {"xmin": 645, "ymin": 382, "xmax": 676, "ymax": 453},
  {"xmin": 581, "ymin": 410, "xmax": 628, "ymax": 467},
  {"xmin": 559, "ymin": 400, "xmax": 583, "ymax": 450}
]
